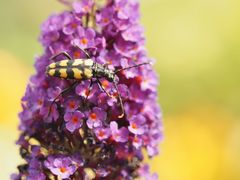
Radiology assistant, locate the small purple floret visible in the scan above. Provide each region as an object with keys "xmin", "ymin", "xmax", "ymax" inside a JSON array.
[
  {"xmin": 45, "ymin": 156, "xmax": 77, "ymax": 179},
  {"xmin": 128, "ymin": 115, "xmax": 146, "ymax": 135},
  {"xmin": 86, "ymin": 107, "xmax": 106, "ymax": 129},
  {"xmin": 110, "ymin": 121, "xmax": 129, "ymax": 143},
  {"xmin": 64, "ymin": 111, "xmax": 84, "ymax": 132}
]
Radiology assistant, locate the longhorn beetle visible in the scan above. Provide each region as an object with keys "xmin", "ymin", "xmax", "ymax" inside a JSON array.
[{"xmin": 46, "ymin": 46, "xmax": 150, "ymax": 118}]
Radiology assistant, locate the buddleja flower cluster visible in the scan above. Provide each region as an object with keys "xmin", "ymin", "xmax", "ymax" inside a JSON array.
[{"xmin": 13, "ymin": 0, "xmax": 163, "ymax": 179}]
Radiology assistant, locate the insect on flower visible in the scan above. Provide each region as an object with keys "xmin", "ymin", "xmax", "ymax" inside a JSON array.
[{"xmin": 46, "ymin": 46, "xmax": 150, "ymax": 118}]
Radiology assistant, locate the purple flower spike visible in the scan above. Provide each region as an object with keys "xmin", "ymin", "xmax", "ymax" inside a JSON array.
[
  {"xmin": 14, "ymin": 0, "xmax": 163, "ymax": 179},
  {"xmin": 64, "ymin": 111, "xmax": 84, "ymax": 132},
  {"xmin": 86, "ymin": 107, "xmax": 106, "ymax": 129}
]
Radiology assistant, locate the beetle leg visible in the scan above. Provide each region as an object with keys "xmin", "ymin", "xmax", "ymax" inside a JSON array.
[
  {"xmin": 102, "ymin": 64, "xmax": 108, "ymax": 68},
  {"xmin": 47, "ymin": 81, "xmax": 78, "ymax": 116},
  {"xmin": 96, "ymin": 78, "xmax": 114, "ymax": 98},
  {"xmin": 84, "ymin": 79, "xmax": 94, "ymax": 104},
  {"xmin": 74, "ymin": 45, "xmax": 91, "ymax": 58},
  {"xmin": 50, "ymin": 51, "xmax": 72, "ymax": 61},
  {"xmin": 114, "ymin": 62, "xmax": 151, "ymax": 74},
  {"xmin": 113, "ymin": 81, "xmax": 125, "ymax": 118}
]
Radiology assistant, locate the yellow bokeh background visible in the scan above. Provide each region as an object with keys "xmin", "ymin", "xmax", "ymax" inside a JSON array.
[{"xmin": 0, "ymin": 0, "xmax": 239, "ymax": 179}]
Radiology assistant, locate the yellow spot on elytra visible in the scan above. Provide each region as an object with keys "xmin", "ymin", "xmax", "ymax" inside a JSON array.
[
  {"xmin": 84, "ymin": 59, "xmax": 94, "ymax": 66},
  {"xmin": 48, "ymin": 69, "xmax": 55, "ymax": 76},
  {"xmin": 48, "ymin": 63, "xmax": 56, "ymax": 69},
  {"xmin": 72, "ymin": 59, "xmax": 83, "ymax": 66},
  {"xmin": 72, "ymin": 68, "xmax": 82, "ymax": 79},
  {"xmin": 59, "ymin": 60, "xmax": 68, "ymax": 67},
  {"xmin": 59, "ymin": 69, "xmax": 68, "ymax": 78},
  {"xmin": 84, "ymin": 68, "xmax": 93, "ymax": 78},
  {"xmin": 94, "ymin": 147, "xmax": 101, "ymax": 153}
]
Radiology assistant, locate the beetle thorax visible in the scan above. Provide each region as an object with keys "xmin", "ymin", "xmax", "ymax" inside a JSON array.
[
  {"xmin": 93, "ymin": 63, "xmax": 115, "ymax": 82},
  {"xmin": 105, "ymin": 70, "xmax": 115, "ymax": 82}
]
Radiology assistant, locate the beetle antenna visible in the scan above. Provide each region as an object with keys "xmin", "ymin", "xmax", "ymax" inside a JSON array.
[
  {"xmin": 113, "ymin": 81, "xmax": 125, "ymax": 118},
  {"xmin": 58, "ymin": 0, "xmax": 73, "ymax": 7},
  {"xmin": 114, "ymin": 62, "xmax": 151, "ymax": 74},
  {"xmin": 74, "ymin": 45, "xmax": 91, "ymax": 58}
]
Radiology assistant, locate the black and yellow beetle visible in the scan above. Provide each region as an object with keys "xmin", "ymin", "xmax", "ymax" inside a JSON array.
[{"xmin": 46, "ymin": 47, "xmax": 150, "ymax": 118}]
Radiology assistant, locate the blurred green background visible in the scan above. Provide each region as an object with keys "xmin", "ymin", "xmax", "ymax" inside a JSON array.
[{"xmin": 0, "ymin": 0, "xmax": 240, "ymax": 179}]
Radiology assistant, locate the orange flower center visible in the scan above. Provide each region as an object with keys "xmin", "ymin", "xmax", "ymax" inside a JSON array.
[
  {"xmin": 60, "ymin": 167, "xmax": 67, "ymax": 173},
  {"xmin": 81, "ymin": 38, "xmax": 88, "ymax": 45},
  {"xmin": 103, "ymin": 18, "xmax": 109, "ymax": 23},
  {"xmin": 132, "ymin": 123, "xmax": 137, "ymax": 129},
  {"xmin": 71, "ymin": 23, "xmax": 78, "ymax": 29},
  {"xmin": 136, "ymin": 76, "xmax": 142, "ymax": 84},
  {"xmin": 37, "ymin": 99, "xmax": 43, "ymax": 106},
  {"xmin": 85, "ymin": 89, "xmax": 90, "ymax": 96},
  {"xmin": 116, "ymin": 7, "xmax": 121, "ymax": 12},
  {"xmin": 69, "ymin": 101, "xmax": 76, "ymax": 109},
  {"xmin": 132, "ymin": 55, "xmax": 137, "ymax": 61},
  {"xmin": 113, "ymin": 92, "xmax": 118, "ymax": 97},
  {"xmin": 73, "ymin": 51, "xmax": 81, "ymax": 58},
  {"xmin": 49, "ymin": 106, "xmax": 54, "ymax": 113},
  {"xmin": 133, "ymin": 137, "xmax": 139, "ymax": 143},
  {"xmin": 83, "ymin": 5, "xmax": 89, "ymax": 11},
  {"xmin": 102, "ymin": 80, "xmax": 109, "ymax": 89},
  {"xmin": 132, "ymin": 46, "xmax": 138, "ymax": 51},
  {"xmin": 98, "ymin": 131, "xmax": 105, "ymax": 137},
  {"xmin": 90, "ymin": 113, "xmax": 97, "ymax": 120},
  {"xmin": 72, "ymin": 116, "xmax": 78, "ymax": 123},
  {"xmin": 114, "ymin": 133, "xmax": 119, "ymax": 139}
]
